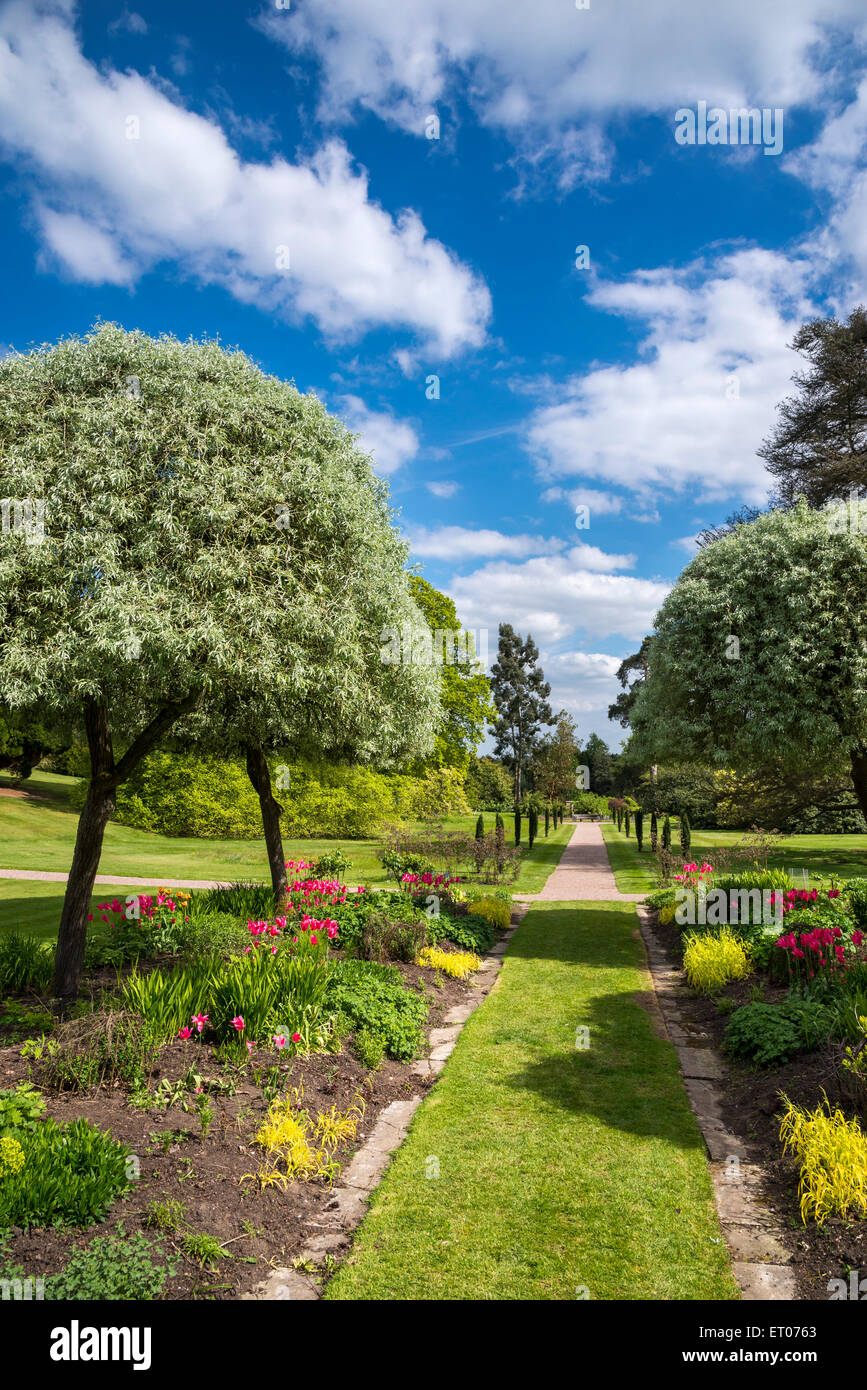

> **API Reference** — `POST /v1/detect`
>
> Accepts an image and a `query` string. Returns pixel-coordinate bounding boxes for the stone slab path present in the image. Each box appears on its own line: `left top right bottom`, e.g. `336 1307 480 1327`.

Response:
516 820 644 902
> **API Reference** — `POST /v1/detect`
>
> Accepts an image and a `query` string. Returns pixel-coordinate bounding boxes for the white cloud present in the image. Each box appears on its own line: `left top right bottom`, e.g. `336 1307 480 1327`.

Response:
541 485 624 516
671 533 702 556
448 548 670 645
0 2 490 356
524 249 817 502
35 208 137 285
542 650 624 730
108 9 147 35
336 395 419 474
425 480 461 498
408 526 566 562
260 0 866 185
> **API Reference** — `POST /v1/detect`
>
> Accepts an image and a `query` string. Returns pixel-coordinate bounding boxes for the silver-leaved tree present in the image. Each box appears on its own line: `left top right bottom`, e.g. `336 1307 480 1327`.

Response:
0 324 439 999
630 502 867 821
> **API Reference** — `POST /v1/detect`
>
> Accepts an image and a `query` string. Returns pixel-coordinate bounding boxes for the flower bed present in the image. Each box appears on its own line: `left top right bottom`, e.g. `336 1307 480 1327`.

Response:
0 863 514 1300
645 862 867 1294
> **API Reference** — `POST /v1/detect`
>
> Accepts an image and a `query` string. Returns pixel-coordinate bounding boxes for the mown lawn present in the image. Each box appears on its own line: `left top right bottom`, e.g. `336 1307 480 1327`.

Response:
326 901 739 1301
0 880 167 942
0 775 572 937
601 820 867 894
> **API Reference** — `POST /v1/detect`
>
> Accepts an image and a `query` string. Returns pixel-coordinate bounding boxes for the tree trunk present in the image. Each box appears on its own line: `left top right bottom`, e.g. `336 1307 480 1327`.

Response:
850 748 867 825
245 743 288 908
53 690 203 1002
53 698 115 1002
53 779 117 1000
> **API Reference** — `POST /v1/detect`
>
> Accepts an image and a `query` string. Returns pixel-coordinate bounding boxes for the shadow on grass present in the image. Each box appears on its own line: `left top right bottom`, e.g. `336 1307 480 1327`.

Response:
500 904 708 1154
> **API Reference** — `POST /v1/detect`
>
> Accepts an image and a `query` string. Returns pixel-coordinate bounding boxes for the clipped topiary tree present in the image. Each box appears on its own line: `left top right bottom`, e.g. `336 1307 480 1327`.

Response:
495 811 505 841
662 815 671 850
475 812 485 840
514 808 522 845
680 811 691 854
625 807 631 837
544 806 550 836
650 809 659 852
0 324 439 999
528 806 538 848
635 809 644 851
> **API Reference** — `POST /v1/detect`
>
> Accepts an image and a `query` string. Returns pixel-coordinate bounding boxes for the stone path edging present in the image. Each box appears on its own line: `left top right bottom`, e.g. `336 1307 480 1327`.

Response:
635 905 797 1301
243 904 530 1300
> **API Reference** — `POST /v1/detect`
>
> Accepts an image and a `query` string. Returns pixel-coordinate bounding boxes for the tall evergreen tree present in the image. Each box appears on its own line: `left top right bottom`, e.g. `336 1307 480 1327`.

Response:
489 624 553 807
759 307 867 507
580 732 614 796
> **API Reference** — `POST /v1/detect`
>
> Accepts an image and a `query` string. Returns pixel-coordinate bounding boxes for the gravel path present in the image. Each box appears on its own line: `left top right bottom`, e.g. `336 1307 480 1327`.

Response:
516 821 645 902
0 868 226 889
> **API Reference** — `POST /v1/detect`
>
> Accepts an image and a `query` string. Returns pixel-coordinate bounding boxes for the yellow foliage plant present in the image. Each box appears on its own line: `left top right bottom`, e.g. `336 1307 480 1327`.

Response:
417 945 481 979
682 927 752 993
467 897 511 930
779 1093 867 1225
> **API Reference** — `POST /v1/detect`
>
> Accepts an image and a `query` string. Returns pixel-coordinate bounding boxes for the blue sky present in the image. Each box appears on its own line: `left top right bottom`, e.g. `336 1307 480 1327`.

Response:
2 0 867 746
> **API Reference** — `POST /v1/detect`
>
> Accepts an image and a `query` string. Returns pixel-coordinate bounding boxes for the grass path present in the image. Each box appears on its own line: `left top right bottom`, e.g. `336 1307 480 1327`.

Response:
326 901 738 1301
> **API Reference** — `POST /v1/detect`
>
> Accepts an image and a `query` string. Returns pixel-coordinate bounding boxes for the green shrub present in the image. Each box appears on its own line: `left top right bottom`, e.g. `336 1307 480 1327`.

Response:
311 849 352 880
379 848 436 883
327 960 428 1062
45 1228 177 1300
725 999 832 1067
0 1117 132 1229
83 750 469 840
0 932 53 992
644 886 677 910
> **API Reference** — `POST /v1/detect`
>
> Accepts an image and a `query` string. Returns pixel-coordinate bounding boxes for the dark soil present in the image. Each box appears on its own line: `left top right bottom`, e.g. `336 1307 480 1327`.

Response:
650 911 867 1299
0 956 474 1300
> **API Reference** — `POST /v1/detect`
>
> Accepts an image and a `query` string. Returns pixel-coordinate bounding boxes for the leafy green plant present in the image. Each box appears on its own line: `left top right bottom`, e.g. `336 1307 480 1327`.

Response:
46 1227 177 1300
0 1117 132 1228
430 911 494 954
182 1231 232 1270
0 1082 47 1137
327 960 428 1062
724 999 831 1067
122 959 214 1041
144 1198 187 1232
352 1027 385 1070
